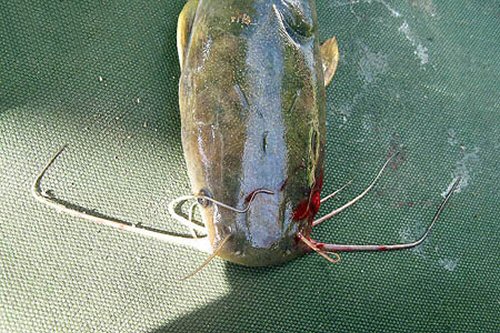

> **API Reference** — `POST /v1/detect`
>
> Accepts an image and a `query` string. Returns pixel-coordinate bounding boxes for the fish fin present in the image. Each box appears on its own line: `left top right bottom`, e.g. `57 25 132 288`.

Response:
320 36 339 87
177 0 199 69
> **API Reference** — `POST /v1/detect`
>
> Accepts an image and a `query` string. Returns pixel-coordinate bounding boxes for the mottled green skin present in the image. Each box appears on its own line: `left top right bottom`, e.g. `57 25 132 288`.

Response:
178 0 326 266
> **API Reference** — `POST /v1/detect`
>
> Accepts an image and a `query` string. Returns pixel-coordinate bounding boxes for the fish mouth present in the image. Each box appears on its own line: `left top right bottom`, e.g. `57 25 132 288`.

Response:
213 232 307 267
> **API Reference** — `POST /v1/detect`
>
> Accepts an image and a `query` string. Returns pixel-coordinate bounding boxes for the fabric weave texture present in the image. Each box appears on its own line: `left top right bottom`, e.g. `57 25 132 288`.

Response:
0 1 498 332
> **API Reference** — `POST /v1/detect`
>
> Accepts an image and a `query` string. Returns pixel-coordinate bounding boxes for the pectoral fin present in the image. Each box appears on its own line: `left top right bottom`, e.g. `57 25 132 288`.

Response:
177 0 199 69
320 36 339 87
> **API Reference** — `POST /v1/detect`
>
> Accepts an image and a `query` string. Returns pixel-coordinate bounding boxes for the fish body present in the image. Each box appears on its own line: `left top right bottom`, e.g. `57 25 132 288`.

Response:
178 0 332 266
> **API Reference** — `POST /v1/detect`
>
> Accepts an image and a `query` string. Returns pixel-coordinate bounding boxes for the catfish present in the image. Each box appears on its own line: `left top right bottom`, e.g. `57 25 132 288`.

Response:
33 0 460 269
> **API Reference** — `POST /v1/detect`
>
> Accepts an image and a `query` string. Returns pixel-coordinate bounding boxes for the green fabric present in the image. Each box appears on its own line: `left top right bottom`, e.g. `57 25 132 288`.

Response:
1 0 498 332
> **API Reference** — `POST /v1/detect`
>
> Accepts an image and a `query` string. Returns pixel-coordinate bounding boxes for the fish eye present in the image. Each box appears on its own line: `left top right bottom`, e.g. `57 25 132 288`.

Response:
197 189 212 208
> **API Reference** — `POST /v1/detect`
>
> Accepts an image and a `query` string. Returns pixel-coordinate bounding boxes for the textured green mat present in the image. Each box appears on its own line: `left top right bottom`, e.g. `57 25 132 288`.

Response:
1 1 499 332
